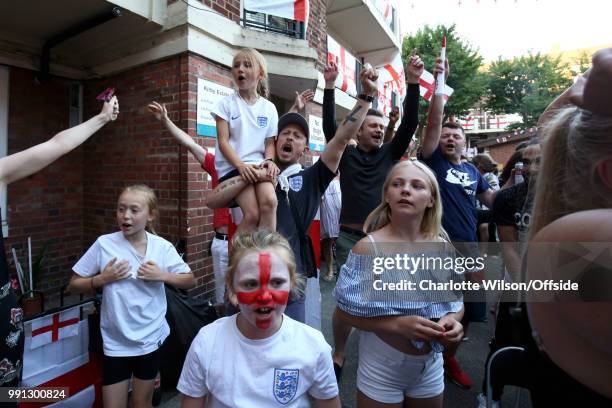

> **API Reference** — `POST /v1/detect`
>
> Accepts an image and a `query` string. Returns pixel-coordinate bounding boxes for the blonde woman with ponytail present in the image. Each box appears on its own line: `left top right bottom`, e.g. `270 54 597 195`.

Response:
523 48 612 404
333 160 464 408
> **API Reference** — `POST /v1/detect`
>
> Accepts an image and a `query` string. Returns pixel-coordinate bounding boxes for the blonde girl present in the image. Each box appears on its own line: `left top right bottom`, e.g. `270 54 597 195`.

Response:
178 230 340 408
213 48 280 232
68 184 195 408
333 160 464 408
524 48 612 403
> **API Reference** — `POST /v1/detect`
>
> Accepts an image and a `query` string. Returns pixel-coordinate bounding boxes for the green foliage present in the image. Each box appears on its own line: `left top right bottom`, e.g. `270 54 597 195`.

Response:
402 24 484 125
483 53 573 128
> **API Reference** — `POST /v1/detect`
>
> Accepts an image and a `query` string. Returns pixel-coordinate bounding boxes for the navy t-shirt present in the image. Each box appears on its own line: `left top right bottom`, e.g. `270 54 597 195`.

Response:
421 147 490 242
276 160 336 278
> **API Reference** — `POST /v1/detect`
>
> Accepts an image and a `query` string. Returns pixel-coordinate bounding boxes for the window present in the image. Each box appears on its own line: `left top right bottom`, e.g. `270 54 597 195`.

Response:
242 9 305 39
69 83 83 127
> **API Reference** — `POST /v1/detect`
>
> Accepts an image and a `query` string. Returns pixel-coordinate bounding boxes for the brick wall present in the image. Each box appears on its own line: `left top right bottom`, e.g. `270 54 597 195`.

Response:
168 0 241 22
80 53 235 301
306 0 328 70
5 68 84 299
487 142 521 167
182 53 234 298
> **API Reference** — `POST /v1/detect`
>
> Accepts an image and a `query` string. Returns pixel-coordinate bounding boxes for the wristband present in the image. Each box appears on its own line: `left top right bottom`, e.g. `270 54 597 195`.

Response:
358 94 374 103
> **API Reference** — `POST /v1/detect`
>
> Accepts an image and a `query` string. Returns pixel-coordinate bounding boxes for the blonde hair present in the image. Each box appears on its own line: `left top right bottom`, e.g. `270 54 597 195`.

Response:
233 48 269 98
225 230 304 301
531 107 612 237
363 160 445 239
119 184 159 235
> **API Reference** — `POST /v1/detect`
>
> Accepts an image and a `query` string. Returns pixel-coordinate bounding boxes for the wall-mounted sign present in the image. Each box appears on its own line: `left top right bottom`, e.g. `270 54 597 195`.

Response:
197 78 233 137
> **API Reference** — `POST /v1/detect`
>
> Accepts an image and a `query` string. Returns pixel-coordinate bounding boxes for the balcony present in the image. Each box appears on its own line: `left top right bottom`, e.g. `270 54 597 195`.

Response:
242 9 305 39
326 0 401 67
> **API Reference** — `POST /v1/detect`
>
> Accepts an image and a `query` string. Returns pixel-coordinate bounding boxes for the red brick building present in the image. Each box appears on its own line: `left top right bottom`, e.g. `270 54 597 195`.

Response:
0 0 403 304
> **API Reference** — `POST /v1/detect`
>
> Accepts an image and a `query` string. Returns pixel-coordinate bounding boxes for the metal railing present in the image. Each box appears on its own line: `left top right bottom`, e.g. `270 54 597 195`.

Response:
242 9 305 39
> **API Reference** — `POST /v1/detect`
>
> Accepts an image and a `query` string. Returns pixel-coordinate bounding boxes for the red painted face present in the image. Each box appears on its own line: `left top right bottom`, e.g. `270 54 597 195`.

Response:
236 252 290 330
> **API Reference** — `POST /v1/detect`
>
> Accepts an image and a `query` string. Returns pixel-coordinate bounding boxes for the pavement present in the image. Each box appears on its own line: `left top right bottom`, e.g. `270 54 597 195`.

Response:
158 256 532 407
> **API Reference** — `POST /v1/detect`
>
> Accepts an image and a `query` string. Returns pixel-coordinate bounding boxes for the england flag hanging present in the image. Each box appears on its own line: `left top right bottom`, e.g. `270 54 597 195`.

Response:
244 0 309 23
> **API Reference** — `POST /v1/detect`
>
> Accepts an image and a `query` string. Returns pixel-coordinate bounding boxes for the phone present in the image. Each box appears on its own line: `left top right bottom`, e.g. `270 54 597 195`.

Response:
96 87 115 102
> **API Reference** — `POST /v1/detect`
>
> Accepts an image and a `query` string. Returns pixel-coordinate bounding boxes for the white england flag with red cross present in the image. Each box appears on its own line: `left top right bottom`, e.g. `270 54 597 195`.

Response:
244 0 309 22
30 306 80 349
419 69 454 102
376 53 407 115
327 35 357 97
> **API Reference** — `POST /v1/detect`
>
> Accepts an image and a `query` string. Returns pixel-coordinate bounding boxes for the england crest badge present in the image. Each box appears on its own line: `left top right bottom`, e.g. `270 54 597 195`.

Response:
273 368 299 405
288 176 303 192
257 116 268 128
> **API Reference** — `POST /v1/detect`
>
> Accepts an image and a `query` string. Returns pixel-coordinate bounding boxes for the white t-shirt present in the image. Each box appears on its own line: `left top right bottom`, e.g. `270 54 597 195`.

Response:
73 231 191 357
212 92 279 178
177 314 338 407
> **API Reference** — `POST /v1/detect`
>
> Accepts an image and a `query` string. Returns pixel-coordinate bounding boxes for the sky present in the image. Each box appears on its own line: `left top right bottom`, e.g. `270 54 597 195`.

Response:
396 0 611 62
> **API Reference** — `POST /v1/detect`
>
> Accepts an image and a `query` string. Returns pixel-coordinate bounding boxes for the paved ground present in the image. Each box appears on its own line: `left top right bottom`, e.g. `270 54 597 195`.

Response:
159 257 532 407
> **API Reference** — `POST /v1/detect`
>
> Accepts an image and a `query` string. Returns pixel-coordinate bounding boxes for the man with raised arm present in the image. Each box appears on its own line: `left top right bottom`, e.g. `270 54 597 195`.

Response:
418 57 499 390
325 51 423 380
206 68 380 324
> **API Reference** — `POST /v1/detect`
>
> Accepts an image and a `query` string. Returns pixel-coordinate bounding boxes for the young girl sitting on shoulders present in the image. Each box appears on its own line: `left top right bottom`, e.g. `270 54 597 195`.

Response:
178 230 340 408
214 48 279 232
68 184 195 408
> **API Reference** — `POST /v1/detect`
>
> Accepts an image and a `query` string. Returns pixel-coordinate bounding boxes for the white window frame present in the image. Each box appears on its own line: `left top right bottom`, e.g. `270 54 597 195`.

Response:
0 66 9 236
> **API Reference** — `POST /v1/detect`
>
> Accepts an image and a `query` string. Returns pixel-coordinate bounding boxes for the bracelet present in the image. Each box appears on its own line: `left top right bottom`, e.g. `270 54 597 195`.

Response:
358 94 374 103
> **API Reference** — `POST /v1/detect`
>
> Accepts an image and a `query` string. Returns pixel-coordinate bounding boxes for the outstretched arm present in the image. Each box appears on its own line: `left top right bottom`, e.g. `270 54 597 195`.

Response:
322 61 339 142
319 66 379 173
383 106 399 143
0 96 118 186
289 89 315 114
148 101 206 164
390 49 423 160
420 58 449 159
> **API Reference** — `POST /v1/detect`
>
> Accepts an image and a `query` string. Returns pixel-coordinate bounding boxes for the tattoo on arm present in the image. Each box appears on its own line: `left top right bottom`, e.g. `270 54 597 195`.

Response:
218 177 241 191
342 105 363 126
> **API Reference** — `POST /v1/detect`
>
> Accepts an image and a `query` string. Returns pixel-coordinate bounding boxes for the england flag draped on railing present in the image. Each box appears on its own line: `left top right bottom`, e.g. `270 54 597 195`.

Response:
244 0 309 23
21 302 102 408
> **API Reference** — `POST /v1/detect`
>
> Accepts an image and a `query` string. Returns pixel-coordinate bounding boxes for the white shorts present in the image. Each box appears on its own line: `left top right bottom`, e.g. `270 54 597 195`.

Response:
357 332 444 403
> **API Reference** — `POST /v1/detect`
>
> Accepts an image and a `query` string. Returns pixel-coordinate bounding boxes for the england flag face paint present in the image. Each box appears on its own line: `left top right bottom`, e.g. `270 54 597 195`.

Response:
234 251 290 335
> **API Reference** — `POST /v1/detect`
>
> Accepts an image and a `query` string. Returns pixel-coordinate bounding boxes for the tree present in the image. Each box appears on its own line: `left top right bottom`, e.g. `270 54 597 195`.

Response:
402 24 485 126
483 53 573 129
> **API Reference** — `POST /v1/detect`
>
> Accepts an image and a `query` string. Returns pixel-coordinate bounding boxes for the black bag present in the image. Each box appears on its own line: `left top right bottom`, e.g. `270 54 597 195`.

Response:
160 285 218 388
288 194 318 279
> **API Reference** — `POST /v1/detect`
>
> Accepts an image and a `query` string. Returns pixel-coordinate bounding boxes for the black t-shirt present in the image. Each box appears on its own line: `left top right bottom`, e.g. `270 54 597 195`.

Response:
338 144 397 224
276 160 336 277
493 181 533 243
329 83 420 225
0 211 25 386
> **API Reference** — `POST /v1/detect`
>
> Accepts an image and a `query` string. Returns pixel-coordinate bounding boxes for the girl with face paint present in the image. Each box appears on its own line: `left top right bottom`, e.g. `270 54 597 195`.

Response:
178 230 341 408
